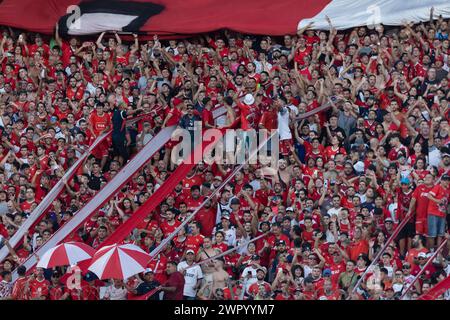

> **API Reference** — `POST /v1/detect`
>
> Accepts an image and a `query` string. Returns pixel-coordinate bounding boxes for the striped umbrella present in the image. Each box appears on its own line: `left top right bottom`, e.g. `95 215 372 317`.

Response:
88 244 151 280
36 242 95 268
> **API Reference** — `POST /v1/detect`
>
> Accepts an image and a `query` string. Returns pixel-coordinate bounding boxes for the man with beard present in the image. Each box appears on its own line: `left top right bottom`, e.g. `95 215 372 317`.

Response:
247 267 271 298
405 234 428 267
91 225 108 249
438 151 450 176
276 158 292 187
411 252 436 280
197 237 222 285
185 185 204 212
160 209 181 237
159 261 185 300
196 200 217 237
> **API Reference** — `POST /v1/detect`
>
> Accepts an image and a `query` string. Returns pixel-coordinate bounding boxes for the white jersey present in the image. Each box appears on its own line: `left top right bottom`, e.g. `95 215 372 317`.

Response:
278 107 292 141
177 261 204 298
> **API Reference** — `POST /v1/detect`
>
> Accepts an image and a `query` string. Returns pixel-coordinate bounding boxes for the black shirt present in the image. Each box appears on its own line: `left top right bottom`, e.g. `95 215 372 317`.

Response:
136 280 161 300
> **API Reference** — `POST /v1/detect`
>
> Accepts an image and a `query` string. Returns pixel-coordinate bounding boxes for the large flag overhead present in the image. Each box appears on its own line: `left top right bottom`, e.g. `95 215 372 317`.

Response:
0 0 449 36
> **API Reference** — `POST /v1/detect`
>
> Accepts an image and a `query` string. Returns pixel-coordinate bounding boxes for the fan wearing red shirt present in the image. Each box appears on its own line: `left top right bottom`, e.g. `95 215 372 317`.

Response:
300 137 326 162
66 77 85 101
201 97 215 129
196 201 216 237
347 227 369 262
11 266 29 300
20 187 37 214
248 268 272 298
182 170 203 191
426 175 450 246
29 268 50 300
48 272 64 300
294 36 312 67
258 103 278 131
300 217 315 246
233 93 259 131
387 134 409 162
88 103 111 165
185 221 205 254
409 174 434 236
148 254 169 285
160 209 181 237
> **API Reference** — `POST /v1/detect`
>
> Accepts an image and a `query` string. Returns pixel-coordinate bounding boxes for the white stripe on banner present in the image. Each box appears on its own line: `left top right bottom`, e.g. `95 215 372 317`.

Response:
298 0 450 30
11 126 175 281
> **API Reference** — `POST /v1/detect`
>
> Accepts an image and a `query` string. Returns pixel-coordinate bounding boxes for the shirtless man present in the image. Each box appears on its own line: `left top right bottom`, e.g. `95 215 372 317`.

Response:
277 158 292 186
197 237 221 284
212 259 230 293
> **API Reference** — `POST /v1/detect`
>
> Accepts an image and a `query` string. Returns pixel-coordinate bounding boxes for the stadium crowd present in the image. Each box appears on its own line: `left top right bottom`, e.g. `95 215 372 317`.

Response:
0 11 449 300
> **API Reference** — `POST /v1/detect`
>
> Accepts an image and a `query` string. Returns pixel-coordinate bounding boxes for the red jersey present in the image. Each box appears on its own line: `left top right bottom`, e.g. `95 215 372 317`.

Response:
160 220 181 237
11 277 29 300
29 278 50 300
237 101 259 131
427 184 449 218
185 234 205 253
185 196 204 212
89 111 111 136
412 184 432 221
397 189 414 221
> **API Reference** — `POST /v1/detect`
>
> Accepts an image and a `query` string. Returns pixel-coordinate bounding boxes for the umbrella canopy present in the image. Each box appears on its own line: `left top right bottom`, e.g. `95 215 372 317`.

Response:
37 242 95 268
88 244 151 280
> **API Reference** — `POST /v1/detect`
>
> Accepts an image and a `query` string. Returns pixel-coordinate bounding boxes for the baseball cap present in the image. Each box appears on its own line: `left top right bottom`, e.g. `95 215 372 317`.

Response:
323 269 332 277
186 249 195 255
417 252 427 259
400 177 410 185
221 214 230 220
286 207 294 212
214 176 223 181
256 267 267 274
144 268 154 274
441 174 450 181
276 239 286 246
385 218 394 223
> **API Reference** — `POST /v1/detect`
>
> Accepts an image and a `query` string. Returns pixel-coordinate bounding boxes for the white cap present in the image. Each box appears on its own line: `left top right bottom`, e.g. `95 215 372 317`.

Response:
144 268 154 274
243 94 255 105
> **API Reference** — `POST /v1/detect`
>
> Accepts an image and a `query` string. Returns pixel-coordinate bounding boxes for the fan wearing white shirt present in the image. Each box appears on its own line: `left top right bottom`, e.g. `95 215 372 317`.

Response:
103 279 128 300
177 249 203 299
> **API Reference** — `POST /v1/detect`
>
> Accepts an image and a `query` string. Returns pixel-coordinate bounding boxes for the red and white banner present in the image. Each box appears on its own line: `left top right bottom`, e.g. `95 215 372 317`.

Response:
0 0 449 37
298 0 450 30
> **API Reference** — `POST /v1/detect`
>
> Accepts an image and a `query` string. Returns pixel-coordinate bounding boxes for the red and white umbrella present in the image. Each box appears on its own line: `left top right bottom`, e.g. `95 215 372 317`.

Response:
36 242 96 268
88 244 151 280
